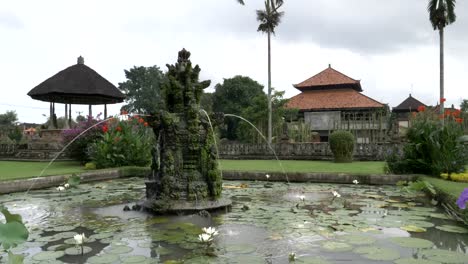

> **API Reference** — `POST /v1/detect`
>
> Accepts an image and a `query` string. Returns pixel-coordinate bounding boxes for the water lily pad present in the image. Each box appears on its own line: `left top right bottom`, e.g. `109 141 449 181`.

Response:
421 249 468 263
53 231 77 239
339 234 376 245
225 243 257 254
429 213 452 220
89 232 114 240
64 246 92 255
298 256 333 264
87 254 119 264
47 244 70 251
434 225 468 234
52 225 76 232
390 237 434 249
32 251 65 261
321 241 353 252
394 258 441 264
36 235 62 242
137 241 152 248
104 245 133 254
401 225 426 233
155 246 172 255
121 255 149 263
354 246 400 261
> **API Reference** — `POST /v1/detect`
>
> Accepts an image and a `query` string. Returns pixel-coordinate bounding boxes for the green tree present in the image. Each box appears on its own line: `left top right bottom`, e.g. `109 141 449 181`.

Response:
428 0 456 124
200 92 214 113
118 66 166 114
460 99 468 113
0 110 18 126
212 76 265 140
237 0 284 144
237 89 289 143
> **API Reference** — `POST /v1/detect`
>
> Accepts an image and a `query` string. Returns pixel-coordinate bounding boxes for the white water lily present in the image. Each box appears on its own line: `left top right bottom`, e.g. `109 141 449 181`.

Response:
202 227 219 237
56 186 66 191
265 174 270 179
298 195 305 202
64 183 70 189
74 233 86 245
332 191 341 198
198 233 213 243
353 180 359 185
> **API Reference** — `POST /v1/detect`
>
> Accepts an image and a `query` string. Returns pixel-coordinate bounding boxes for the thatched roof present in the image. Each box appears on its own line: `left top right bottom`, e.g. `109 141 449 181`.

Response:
28 57 125 105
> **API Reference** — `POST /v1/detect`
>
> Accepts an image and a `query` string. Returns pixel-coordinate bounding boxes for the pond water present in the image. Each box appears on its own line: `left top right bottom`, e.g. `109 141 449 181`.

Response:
1 178 468 264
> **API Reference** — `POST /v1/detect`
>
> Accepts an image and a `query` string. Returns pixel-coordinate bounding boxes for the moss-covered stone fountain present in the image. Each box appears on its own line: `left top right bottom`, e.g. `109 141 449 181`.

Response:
142 49 231 213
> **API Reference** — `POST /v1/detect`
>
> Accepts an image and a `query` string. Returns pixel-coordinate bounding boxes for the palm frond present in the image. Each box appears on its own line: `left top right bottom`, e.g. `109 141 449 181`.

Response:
255 0 284 34
428 0 456 30
237 0 245 5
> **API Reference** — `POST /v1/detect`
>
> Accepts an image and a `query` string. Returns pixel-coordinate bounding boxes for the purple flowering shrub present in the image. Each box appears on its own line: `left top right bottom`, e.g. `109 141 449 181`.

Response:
456 188 468 210
62 114 106 164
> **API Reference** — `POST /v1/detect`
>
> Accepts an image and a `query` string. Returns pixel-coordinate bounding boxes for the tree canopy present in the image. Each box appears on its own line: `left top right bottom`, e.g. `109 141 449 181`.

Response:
0 111 18 126
212 76 265 140
118 66 166 114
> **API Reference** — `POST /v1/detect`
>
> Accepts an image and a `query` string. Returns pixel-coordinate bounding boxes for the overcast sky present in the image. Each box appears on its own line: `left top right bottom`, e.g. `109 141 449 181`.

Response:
1 0 467 123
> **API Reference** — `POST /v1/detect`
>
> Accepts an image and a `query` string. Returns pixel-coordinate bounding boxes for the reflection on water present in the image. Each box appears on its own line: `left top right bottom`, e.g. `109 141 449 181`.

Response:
1 178 467 263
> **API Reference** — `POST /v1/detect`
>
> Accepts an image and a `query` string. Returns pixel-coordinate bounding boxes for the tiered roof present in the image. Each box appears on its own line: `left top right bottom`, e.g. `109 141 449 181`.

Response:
287 66 384 111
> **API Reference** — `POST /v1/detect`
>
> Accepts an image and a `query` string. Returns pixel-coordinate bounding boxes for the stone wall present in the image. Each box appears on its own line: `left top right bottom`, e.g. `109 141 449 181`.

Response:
0 142 68 160
218 142 401 161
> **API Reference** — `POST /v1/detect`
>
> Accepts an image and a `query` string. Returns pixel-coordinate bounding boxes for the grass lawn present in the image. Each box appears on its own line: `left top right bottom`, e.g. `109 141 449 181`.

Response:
219 160 386 175
422 176 468 199
0 161 85 181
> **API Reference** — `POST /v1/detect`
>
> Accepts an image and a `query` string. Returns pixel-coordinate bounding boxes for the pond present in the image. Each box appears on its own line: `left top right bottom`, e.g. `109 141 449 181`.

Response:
1 178 468 264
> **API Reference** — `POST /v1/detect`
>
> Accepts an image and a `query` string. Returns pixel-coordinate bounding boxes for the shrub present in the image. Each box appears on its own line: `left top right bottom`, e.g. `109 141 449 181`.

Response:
386 109 467 177
89 116 153 169
62 115 106 164
329 130 355 163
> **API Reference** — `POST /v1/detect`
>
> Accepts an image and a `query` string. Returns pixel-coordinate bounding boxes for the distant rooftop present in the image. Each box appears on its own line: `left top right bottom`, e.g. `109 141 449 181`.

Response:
293 65 362 92
285 89 384 111
393 94 427 112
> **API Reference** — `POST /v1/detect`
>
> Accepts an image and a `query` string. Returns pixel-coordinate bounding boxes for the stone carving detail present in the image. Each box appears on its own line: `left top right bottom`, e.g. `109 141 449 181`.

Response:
144 49 224 211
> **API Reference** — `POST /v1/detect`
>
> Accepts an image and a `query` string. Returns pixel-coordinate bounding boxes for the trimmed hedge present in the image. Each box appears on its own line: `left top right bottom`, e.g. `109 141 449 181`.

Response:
329 131 355 163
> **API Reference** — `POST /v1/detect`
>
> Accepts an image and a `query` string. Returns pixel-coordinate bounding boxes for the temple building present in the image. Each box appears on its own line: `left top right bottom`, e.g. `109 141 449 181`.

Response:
285 65 388 143
392 94 427 135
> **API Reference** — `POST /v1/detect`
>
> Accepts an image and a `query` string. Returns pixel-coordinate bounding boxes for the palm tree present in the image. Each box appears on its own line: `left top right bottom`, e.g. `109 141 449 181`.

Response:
238 0 284 144
428 0 456 124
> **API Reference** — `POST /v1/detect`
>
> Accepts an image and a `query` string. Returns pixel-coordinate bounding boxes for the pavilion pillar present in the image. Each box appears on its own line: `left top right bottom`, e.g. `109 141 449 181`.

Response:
52 102 57 129
88 104 92 118
68 104 72 127
64 104 69 129
49 102 54 129
104 104 107 119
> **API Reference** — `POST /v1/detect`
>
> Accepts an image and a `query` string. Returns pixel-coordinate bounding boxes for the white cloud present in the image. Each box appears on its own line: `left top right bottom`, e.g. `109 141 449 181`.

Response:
0 0 467 123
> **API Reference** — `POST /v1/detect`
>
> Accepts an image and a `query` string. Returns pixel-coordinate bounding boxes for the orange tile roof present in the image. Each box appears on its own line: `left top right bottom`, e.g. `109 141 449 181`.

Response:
285 89 384 111
294 66 362 92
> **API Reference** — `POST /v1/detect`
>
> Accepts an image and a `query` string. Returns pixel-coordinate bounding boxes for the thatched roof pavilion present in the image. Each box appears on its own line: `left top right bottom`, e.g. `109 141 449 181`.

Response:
28 56 125 128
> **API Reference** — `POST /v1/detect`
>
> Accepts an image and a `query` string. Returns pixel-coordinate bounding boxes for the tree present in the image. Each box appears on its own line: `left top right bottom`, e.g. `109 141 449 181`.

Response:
200 92 214 113
428 0 456 124
212 76 265 140
460 99 468 113
237 89 289 143
0 111 18 126
237 0 284 144
118 66 166 114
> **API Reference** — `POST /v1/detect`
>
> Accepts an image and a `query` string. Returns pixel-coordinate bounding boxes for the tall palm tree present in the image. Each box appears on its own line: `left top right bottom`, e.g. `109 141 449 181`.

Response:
238 0 284 144
428 0 456 124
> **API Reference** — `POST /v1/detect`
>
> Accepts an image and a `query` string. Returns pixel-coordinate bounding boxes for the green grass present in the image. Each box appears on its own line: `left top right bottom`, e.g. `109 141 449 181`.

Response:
218 160 385 175
0 161 86 181
422 176 468 199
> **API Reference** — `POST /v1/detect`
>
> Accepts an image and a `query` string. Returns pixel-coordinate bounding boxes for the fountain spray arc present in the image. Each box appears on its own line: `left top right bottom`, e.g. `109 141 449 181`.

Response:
142 49 231 213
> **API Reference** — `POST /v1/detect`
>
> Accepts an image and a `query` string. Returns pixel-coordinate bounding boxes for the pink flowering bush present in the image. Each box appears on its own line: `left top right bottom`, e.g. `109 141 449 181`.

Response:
62 114 106 164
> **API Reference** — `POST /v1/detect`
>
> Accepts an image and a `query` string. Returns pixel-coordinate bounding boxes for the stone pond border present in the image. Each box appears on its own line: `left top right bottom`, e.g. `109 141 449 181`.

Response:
0 167 419 194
